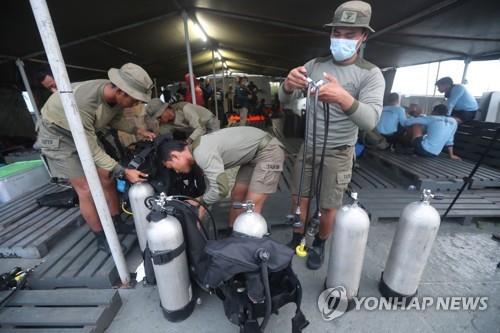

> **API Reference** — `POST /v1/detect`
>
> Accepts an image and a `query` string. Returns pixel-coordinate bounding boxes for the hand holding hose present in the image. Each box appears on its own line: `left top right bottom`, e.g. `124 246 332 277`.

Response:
318 73 355 111
283 66 308 93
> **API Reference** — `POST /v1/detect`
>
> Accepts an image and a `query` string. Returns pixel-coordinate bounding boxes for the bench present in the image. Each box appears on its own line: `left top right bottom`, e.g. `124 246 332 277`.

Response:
454 120 500 169
364 149 500 191
0 289 122 333
29 226 136 289
357 189 500 224
0 183 81 258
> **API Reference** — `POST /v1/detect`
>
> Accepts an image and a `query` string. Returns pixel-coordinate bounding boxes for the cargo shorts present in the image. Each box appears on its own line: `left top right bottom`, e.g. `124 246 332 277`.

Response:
291 144 354 209
235 137 285 194
36 119 85 179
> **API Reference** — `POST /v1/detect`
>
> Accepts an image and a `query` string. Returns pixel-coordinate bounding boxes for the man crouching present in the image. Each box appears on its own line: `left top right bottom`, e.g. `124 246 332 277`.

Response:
158 127 284 228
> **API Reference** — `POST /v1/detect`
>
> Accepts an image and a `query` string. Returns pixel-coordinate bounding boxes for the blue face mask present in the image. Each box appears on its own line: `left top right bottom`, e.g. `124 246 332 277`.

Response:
330 38 359 62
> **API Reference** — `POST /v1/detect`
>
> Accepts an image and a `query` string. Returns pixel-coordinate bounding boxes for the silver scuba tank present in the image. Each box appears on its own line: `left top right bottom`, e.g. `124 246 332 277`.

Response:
146 194 195 322
232 201 268 238
380 189 441 299
129 182 155 252
325 193 370 309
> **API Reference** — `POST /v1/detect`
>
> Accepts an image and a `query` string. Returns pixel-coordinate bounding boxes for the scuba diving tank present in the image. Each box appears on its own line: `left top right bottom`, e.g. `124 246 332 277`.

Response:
146 194 195 322
325 193 370 310
128 182 154 252
232 201 268 238
380 189 441 301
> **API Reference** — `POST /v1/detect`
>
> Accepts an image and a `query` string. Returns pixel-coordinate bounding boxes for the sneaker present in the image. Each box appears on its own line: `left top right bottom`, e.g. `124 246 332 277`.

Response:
287 232 303 250
306 238 325 270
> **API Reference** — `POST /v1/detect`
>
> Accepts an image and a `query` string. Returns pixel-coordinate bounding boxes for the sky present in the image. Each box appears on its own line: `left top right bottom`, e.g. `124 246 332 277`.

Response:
392 59 500 97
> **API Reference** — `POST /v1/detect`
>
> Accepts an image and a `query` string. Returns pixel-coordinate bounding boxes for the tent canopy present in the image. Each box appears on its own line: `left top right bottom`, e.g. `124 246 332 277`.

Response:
1 0 499 86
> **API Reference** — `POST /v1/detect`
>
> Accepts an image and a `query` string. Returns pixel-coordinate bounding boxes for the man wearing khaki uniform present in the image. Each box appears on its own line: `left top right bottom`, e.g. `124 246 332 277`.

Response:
145 97 220 143
36 63 156 252
280 1 385 269
159 127 284 226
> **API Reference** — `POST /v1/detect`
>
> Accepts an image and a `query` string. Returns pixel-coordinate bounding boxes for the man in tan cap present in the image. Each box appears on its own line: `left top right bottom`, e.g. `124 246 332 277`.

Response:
280 1 385 269
36 63 156 252
145 97 220 144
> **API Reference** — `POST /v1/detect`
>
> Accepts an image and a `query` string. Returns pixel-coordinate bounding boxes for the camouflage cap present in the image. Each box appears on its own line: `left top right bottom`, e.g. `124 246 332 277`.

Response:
324 1 375 32
145 98 167 119
108 63 154 102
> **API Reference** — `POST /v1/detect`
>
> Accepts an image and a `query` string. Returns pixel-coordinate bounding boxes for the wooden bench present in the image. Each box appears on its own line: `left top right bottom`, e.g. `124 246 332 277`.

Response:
364 149 500 191
0 183 81 258
357 189 500 224
0 289 122 333
454 121 500 169
29 226 136 289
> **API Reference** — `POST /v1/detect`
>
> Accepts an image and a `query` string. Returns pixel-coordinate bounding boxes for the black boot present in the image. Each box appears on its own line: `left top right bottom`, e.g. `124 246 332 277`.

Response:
95 231 111 253
112 215 135 234
306 235 326 270
287 232 303 250
94 231 127 253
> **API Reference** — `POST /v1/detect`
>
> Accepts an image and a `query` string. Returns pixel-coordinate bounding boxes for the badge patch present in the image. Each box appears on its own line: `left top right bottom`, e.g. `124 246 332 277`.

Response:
336 171 352 185
340 10 357 23
261 163 283 172
40 137 60 149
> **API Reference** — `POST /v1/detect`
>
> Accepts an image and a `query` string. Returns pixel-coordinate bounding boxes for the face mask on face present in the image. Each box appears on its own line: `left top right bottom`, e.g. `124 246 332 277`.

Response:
330 38 359 62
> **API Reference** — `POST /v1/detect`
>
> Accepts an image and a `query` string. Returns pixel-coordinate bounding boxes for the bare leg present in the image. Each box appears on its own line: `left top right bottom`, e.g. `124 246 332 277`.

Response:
229 182 249 227
244 192 268 214
318 208 337 240
70 177 102 232
97 167 119 216
452 116 463 125
407 124 424 140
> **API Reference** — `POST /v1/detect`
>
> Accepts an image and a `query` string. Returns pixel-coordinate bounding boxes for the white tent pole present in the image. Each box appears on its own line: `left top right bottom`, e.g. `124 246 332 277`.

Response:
221 66 227 115
211 49 219 120
29 0 130 286
461 58 471 84
182 11 197 105
15 58 40 123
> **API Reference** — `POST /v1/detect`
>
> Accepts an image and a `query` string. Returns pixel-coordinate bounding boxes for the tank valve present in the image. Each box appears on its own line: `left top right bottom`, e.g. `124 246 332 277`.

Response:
421 189 434 204
232 200 255 213
295 238 308 257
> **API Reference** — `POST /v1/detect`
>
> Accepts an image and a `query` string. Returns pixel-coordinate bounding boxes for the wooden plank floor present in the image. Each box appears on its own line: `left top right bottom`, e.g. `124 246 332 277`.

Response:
29 226 137 289
0 182 81 259
0 206 80 258
0 289 122 333
365 149 500 191
0 183 63 230
358 190 500 224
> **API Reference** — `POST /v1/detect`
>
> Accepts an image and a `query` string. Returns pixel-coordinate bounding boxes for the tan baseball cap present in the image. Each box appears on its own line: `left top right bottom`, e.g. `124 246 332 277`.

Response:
145 98 167 119
108 63 153 102
324 0 375 32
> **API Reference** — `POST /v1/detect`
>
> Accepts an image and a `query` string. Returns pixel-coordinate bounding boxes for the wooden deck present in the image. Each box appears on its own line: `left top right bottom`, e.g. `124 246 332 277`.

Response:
0 183 81 258
0 289 122 333
364 149 500 191
29 226 137 289
357 189 500 224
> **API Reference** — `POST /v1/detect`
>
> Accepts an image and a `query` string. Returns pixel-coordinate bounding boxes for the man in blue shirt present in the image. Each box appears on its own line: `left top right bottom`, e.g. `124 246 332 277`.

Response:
404 104 460 160
436 77 478 124
377 92 407 144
